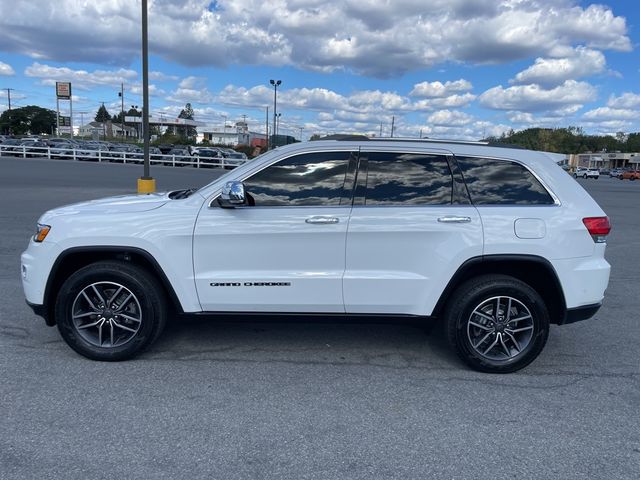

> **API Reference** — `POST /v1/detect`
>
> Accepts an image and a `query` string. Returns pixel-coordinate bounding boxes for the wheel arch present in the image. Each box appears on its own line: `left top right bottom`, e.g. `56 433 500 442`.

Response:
432 255 567 324
42 246 184 326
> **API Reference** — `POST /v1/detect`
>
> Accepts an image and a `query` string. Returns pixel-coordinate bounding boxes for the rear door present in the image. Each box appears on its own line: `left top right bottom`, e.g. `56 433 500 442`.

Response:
343 148 483 316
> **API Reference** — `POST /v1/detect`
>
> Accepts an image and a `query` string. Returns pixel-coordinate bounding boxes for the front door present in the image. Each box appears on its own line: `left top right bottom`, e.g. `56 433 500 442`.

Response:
193 150 357 312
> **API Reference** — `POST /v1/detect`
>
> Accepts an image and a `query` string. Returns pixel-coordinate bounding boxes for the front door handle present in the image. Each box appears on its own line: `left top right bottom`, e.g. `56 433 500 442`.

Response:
437 216 471 223
305 216 339 224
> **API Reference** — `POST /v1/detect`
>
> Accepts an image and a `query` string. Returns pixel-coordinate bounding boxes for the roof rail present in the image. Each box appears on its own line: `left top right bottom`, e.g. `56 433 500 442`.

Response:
314 135 528 149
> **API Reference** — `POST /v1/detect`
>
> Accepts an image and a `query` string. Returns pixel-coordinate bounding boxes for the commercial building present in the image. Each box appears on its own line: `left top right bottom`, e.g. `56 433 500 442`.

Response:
568 151 639 169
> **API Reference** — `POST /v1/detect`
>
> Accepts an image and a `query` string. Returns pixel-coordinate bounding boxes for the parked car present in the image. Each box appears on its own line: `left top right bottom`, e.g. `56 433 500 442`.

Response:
150 147 164 162
165 148 192 166
618 170 640 180
574 167 599 179
599 168 610 176
0 138 26 156
609 168 623 177
22 138 611 373
107 144 136 163
192 148 224 168
44 139 78 159
23 140 50 157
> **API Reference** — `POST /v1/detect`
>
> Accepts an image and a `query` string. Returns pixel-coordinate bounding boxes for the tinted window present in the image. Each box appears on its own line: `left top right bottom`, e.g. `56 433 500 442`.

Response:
456 156 554 205
363 152 453 205
244 152 351 206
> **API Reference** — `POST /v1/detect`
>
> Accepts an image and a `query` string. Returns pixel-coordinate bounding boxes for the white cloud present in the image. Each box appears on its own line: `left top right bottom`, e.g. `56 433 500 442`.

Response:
606 92 640 109
583 107 637 121
427 110 474 126
479 80 596 112
0 60 15 76
0 1 630 77
511 47 606 87
24 62 137 89
129 84 166 97
149 71 178 81
409 79 472 98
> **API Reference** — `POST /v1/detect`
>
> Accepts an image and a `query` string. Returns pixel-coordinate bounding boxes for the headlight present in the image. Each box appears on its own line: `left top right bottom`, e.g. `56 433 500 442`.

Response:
34 224 51 242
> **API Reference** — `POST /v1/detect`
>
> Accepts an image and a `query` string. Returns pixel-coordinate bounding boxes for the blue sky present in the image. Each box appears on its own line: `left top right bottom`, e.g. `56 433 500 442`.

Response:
0 0 638 140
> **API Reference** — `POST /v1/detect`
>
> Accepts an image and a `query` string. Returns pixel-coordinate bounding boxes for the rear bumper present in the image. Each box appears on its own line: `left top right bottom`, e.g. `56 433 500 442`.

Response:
559 303 602 325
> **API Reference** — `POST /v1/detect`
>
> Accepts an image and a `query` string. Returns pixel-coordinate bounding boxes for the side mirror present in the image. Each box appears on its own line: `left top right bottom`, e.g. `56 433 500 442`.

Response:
218 181 246 208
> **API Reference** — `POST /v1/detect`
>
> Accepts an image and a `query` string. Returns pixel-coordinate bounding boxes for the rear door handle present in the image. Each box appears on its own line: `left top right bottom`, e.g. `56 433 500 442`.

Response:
306 216 339 224
437 216 471 223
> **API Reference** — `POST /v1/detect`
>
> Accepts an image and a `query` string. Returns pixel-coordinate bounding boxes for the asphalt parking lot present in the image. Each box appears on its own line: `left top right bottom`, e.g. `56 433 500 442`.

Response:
1 157 639 479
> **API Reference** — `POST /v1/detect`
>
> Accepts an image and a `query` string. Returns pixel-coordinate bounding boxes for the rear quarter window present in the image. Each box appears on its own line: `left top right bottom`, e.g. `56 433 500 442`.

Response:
456 156 554 205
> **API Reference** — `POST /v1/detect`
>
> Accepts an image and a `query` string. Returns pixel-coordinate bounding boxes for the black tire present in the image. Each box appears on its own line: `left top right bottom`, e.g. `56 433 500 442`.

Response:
54 261 167 361
583 174 587 179
444 274 550 373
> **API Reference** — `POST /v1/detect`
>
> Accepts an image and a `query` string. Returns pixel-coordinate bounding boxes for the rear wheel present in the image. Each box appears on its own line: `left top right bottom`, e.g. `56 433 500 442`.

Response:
54 261 167 361
444 275 550 373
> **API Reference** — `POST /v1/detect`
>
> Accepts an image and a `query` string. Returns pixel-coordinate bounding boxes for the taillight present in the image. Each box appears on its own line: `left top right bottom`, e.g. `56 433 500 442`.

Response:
582 217 611 243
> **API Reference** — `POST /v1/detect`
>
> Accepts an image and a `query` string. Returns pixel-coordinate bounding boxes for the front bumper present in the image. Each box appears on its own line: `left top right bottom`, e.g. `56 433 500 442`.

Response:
25 300 55 326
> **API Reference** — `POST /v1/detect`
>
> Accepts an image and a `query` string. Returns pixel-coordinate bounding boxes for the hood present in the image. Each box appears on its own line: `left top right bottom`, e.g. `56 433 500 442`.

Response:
42 192 171 218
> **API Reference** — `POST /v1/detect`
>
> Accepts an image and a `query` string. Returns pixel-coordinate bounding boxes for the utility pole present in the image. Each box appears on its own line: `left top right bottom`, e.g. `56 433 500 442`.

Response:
390 116 395 138
4 88 13 135
118 83 125 138
379 122 383 137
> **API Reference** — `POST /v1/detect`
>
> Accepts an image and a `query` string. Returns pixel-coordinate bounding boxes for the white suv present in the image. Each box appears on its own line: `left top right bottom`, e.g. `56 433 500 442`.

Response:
574 167 600 179
21 138 611 372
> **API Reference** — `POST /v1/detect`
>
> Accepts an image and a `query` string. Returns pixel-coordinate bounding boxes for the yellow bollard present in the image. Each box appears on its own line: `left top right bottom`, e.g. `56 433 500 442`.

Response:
137 177 156 194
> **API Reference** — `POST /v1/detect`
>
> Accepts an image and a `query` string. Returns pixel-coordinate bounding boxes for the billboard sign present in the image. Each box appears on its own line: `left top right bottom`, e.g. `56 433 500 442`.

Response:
56 82 72 99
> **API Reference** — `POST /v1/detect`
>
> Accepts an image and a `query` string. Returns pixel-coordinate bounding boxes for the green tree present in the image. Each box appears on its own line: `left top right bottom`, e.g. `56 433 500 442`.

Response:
95 104 111 122
112 111 125 125
177 103 197 138
0 105 56 135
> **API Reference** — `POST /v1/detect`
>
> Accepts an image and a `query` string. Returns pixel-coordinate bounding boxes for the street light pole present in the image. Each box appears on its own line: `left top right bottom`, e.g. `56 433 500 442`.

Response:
138 0 155 193
269 79 281 149
276 113 281 138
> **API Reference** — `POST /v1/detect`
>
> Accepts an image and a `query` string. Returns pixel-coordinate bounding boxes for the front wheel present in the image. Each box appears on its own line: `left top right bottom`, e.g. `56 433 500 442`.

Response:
444 275 550 373
54 261 167 361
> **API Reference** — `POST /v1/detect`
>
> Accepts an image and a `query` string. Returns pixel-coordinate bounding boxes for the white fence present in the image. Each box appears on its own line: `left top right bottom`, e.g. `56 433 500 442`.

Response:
0 144 248 169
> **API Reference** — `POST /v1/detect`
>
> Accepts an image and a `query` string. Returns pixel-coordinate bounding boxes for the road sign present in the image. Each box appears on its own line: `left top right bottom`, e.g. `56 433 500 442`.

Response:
56 82 72 99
